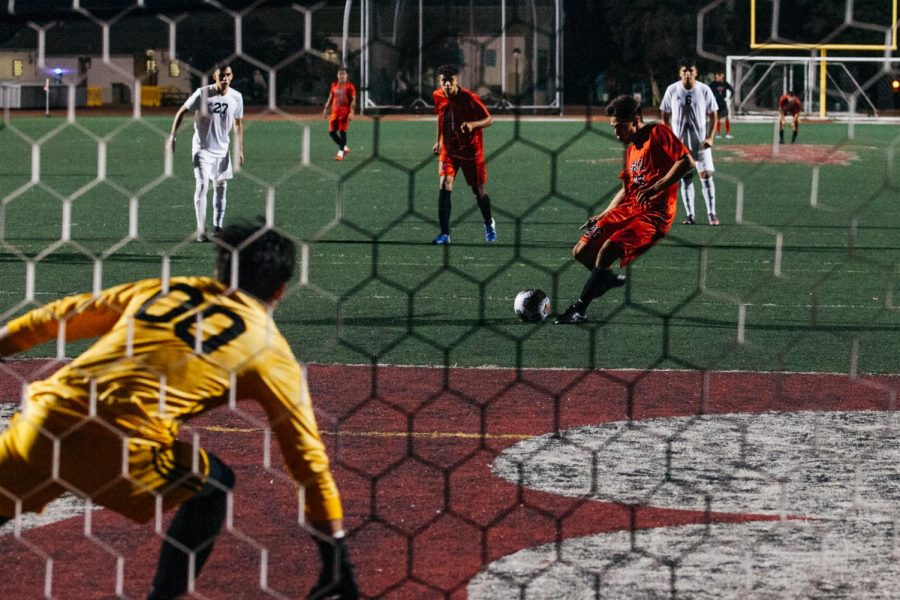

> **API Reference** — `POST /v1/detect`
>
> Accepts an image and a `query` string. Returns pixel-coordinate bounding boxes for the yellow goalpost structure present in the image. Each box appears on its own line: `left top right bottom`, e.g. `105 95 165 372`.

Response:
749 0 898 117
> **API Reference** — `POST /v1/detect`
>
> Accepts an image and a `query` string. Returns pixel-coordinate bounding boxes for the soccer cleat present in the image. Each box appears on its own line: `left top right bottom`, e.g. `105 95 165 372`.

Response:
725 134 733 139
195 234 210 243
484 218 497 242
343 146 350 155
606 272 627 288
709 214 720 226
554 304 588 324
683 215 696 225
335 151 344 161
432 233 450 245
213 226 222 237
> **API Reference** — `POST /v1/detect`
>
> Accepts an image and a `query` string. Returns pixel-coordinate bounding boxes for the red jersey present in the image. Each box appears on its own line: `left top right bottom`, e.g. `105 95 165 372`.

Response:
433 86 490 161
617 123 690 226
779 95 801 115
330 81 356 116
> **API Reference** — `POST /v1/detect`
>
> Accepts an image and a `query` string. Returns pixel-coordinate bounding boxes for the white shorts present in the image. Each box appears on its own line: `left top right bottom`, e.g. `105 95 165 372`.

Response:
692 147 715 174
192 151 233 185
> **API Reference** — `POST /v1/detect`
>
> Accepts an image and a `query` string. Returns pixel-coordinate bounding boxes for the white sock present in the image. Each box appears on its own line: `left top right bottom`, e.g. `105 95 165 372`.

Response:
194 178 209 236
681 178 695 216
701 177 716 217
213 182 227 228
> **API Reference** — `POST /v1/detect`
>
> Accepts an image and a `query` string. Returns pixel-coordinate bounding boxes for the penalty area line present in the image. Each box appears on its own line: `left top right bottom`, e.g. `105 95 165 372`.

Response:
196 425 533 440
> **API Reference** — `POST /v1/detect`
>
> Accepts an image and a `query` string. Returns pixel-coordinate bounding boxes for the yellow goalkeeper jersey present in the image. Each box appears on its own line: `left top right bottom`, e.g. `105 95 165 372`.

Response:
0 276 342 523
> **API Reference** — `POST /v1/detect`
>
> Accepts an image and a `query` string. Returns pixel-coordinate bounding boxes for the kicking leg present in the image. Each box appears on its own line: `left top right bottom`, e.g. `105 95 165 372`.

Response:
556 240 626 324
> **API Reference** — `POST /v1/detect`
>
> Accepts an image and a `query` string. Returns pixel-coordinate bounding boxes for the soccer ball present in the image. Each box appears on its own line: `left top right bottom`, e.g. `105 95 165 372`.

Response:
514 289 551 322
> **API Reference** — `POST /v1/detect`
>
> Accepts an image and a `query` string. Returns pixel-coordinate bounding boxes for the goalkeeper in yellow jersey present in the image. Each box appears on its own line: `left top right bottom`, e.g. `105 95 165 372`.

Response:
0 222 359 600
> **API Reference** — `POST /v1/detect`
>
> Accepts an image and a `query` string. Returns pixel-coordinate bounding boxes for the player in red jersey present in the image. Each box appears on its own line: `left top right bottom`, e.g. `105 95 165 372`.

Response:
431 64 496 244
555 95 695 324
779 91 802 144
323 67 357 160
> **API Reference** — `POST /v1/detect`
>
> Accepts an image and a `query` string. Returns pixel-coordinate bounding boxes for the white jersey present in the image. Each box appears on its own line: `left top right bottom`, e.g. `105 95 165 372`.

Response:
659 81 717 153
183 85 243 158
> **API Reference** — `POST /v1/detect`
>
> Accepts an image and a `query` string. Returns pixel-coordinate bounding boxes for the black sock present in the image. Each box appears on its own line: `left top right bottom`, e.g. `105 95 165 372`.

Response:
339 131 347 149
476 194 493 224
438 189 452 235
575 268 622 311
791 129 798 143
779 129 784 142
329 130 342 149
147 455 235 600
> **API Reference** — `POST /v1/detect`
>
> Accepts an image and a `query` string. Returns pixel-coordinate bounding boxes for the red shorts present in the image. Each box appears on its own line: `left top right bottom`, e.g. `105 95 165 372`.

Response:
579 207 669 267
329 113 350 132
439 154 487 188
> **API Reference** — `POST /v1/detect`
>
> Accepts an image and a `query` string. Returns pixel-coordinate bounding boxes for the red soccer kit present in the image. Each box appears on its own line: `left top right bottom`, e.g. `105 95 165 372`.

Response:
433 86 490 186
779 95 801 115
581 123 689 267
329 81 356 132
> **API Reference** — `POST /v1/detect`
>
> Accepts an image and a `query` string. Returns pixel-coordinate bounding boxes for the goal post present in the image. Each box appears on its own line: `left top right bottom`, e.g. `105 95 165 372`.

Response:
726 54 900 118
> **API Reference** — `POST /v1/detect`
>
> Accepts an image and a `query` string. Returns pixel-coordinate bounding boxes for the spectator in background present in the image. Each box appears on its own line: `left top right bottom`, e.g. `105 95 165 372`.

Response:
252 68 267 104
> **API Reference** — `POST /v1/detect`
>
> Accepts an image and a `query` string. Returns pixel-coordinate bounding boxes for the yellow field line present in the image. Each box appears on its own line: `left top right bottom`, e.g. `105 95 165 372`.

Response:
197 425 534 440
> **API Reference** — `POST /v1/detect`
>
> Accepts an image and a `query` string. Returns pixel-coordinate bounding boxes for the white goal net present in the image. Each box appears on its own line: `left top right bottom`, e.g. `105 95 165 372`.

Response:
726 55 900 117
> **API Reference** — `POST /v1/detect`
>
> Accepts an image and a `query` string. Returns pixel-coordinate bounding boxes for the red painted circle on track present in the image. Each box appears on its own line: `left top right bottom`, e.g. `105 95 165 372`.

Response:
1 361 897 597
717 144 856 165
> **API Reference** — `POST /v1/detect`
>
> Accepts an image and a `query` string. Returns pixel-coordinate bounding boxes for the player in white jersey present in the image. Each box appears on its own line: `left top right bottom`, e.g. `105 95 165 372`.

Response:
660 59 720 225
168 64 245 241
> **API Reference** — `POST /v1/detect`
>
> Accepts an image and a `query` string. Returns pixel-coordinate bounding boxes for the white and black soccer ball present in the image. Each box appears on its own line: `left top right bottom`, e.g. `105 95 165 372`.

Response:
514 289 551 322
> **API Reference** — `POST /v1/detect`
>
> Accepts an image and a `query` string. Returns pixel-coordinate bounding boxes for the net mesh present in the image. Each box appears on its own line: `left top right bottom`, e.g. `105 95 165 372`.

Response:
0 1 898 598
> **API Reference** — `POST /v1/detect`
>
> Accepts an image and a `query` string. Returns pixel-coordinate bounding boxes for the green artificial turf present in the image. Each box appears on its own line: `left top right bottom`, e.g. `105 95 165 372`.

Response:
1 115 898 373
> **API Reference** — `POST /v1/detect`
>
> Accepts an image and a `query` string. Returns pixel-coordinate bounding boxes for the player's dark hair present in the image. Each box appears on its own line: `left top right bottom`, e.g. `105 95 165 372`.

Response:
337 67 347 74
437 64 460 79
215 219 296 302
606 95 642 122
677 57 696 70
